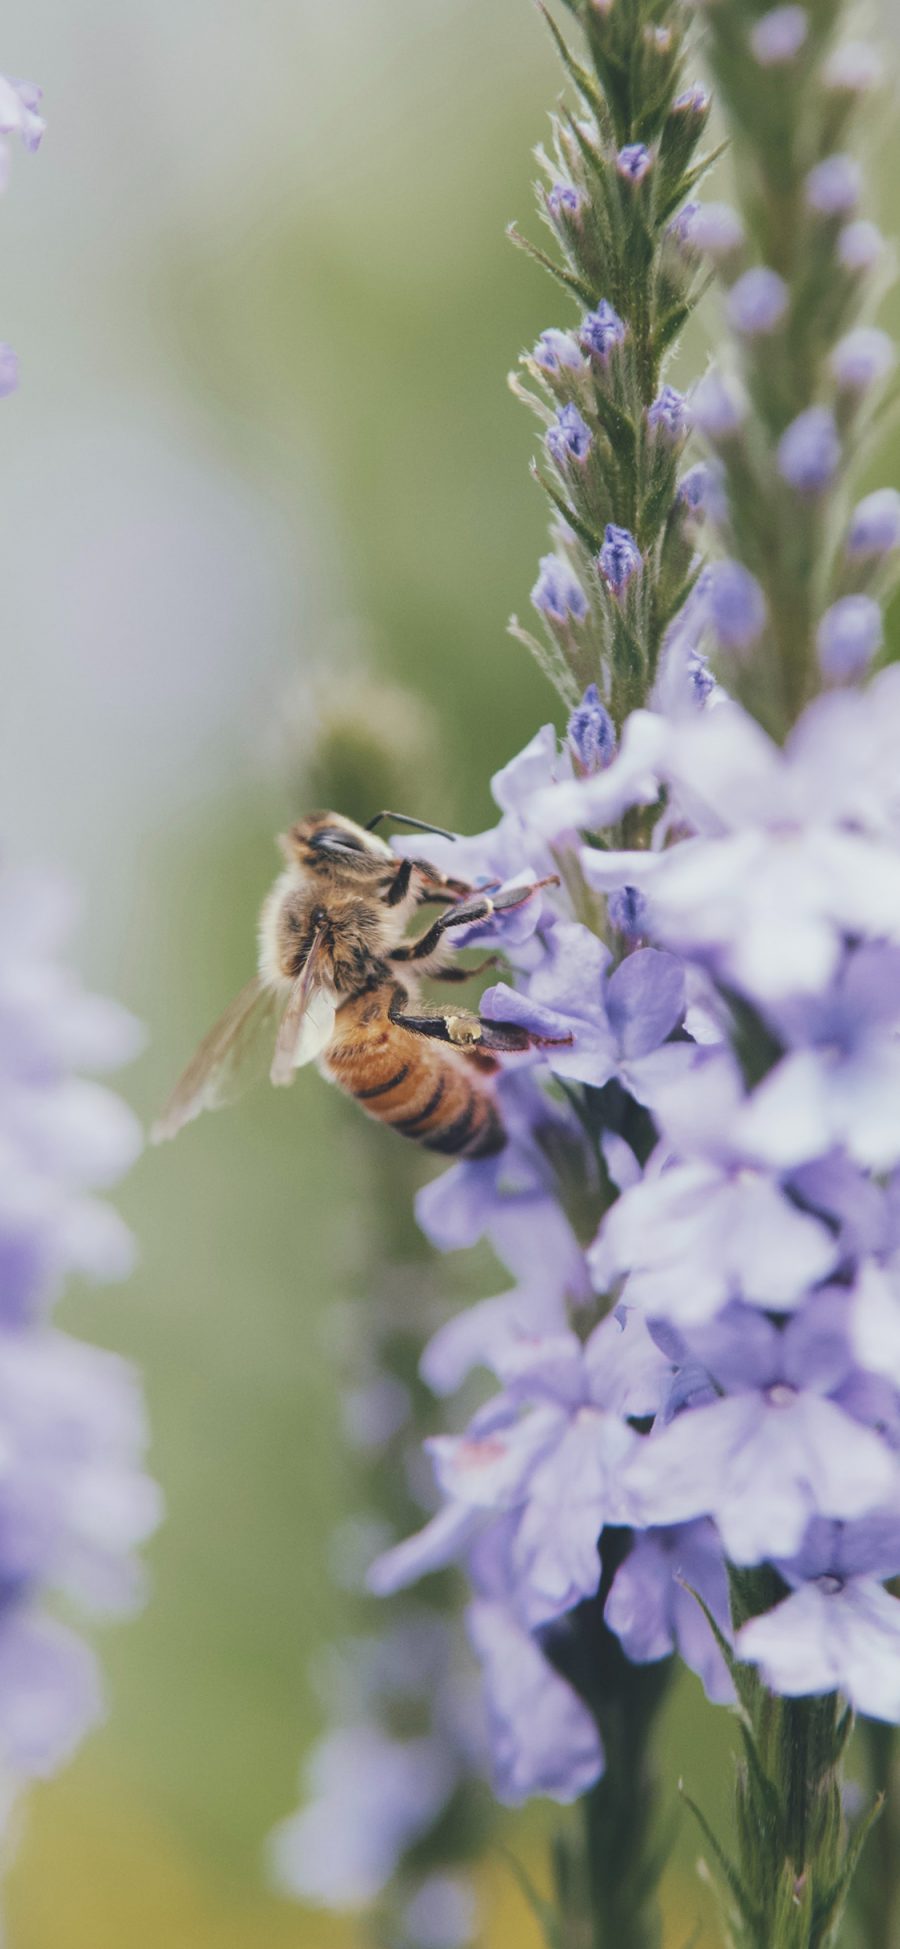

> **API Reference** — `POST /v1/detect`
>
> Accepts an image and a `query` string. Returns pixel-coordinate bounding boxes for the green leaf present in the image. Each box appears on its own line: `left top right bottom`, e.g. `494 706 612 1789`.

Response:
498 1844 566 1949
506 222 595 307
680 1786 764 1937
538 1 610 131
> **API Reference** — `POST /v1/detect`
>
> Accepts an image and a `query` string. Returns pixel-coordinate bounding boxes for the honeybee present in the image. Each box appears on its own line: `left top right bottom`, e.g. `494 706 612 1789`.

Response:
152 811 567 1159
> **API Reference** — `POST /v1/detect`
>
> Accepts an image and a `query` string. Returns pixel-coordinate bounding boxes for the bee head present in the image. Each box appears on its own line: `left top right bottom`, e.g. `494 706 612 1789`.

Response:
278 813 393 868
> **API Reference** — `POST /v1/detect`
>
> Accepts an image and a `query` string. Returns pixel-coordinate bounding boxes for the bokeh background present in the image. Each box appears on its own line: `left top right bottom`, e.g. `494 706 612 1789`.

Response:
1 2 898 1944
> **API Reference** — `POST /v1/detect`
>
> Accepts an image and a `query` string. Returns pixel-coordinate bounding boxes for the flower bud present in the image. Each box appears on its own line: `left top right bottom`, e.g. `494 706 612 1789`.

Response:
777 407 840 494
837 219 884 272
726 267 789 336
806 154 862 218
608 885 648 940
709 560 767 652
824 41 883 95
531 555 589 623
617 144 653 185
830 328 895 395
0 343 19 397
647 386 689 443
750 5 808 65
847 488 900 561
691 370 746 440
816 595 883 681
533 329 585 374
599 524 642 596
568 684 617 771
547 404 593 464
547 182 585 222
579 301 627 364
672 201 745 262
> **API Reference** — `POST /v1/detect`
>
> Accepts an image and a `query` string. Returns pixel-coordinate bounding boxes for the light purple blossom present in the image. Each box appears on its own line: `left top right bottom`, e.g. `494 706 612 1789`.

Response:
568 684 616 771
604 1521 735 1704
579 301 627 363
270 1726 457 1906
0 868 159 1816
817 595 883 683
824 41 883 94
738 1518 900 1720
691 369 746 439
547 182 585 221
673 202 745 262
533 329 585 373
847 487 900 560
806 154 862 218
599 523 642 595
608 886 647 941
0 75 44 189
547 403 593 464
531 554 589 624
467 1602 603 1803
647 386 689 442
402 1876 477 1949
0 343 19 397
709 560 767 652
617 144 652 184
672 84 710 115
623 1301 898 1563
749 5 808 65
830 327 895 394
838 219 884 271
777 406 840 493
727 267 789 336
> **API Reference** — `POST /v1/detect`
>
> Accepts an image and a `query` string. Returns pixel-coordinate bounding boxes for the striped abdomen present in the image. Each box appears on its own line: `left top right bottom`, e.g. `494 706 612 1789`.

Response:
322 993 505 1158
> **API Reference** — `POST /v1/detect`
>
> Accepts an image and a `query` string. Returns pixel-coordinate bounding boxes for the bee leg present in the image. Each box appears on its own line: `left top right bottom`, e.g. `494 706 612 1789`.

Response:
384 857 474 910
428 956 501 984
388 993 572 1054
391 875 559 965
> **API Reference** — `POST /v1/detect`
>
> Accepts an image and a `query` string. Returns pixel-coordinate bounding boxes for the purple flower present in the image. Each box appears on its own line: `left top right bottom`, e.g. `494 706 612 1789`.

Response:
605 1521 735 1703
709 560 767 652
269 1726 456 1906
677 464 714 517
0 75 44 188
0 866 158 1820
750 5 809 64
0 344 19 398
817 596 883 683
531 554 589 624
831 327 895 394
467 1602 604 1803
672 84 710 115
726 267 789 336
824 41 883 94
547 182 585 221
838 219 884 271
691 369 746 439
579 301 627 364
624 1300 898 1562
806 154 862 218
599 524 642 595
608 886 647 941
738 1518 900 1719
481 926 687 1095
647 386 689 443
568 684 616 771
673 203 745 262
547 403 593 465
777 406 840 493
617 144 652 184
402 1876 477 1949
533 329 584 374
847 487 900 560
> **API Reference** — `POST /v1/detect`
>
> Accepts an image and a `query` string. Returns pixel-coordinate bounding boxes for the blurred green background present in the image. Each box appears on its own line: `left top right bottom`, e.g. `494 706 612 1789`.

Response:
0 2 898 1943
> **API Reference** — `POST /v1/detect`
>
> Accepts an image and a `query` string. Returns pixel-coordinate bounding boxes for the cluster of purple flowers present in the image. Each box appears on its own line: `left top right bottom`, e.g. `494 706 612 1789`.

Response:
366 559 900 1790
0 869 160 1821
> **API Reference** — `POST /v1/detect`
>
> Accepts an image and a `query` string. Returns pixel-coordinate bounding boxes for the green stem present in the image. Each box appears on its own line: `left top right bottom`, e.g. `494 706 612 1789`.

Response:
545 1533 671 1949
852 1721 900 1949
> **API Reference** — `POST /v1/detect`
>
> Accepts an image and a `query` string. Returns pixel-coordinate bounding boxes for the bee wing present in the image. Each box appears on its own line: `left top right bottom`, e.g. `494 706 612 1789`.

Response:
270 933 337 1086
151 976 284 1143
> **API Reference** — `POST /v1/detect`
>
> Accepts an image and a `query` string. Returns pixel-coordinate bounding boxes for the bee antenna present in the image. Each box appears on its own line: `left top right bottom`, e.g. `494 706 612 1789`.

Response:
366 810 456 842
